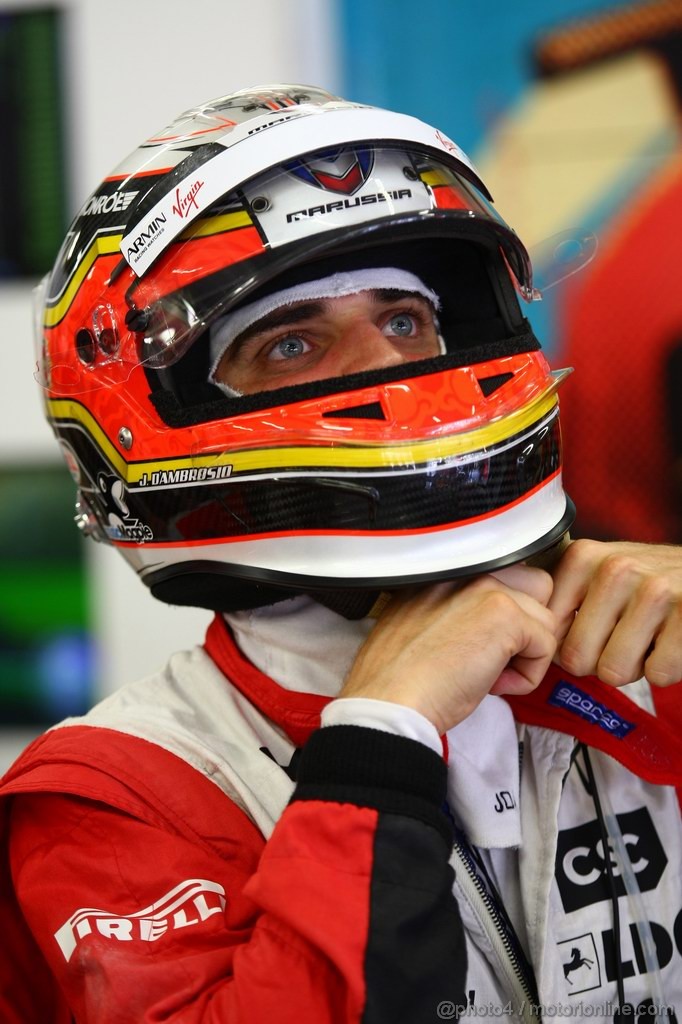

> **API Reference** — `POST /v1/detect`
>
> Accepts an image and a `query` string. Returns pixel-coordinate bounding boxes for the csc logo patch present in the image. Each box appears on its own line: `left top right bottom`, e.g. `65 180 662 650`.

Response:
556 807 667 913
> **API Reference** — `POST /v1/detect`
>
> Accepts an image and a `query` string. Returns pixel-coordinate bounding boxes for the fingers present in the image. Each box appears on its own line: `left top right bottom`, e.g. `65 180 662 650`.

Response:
491 563 554 608
550 539 682 687
489 645 557 698
645 606 682 686
482 580 558 649
547 538 599 635
489 664 545 698
341 573 558 734
357 538 682 729
486 583 558 698
552 552 634 678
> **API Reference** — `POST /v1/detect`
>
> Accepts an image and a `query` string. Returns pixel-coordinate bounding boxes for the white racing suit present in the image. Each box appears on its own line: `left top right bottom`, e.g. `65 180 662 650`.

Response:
1 597 681 1023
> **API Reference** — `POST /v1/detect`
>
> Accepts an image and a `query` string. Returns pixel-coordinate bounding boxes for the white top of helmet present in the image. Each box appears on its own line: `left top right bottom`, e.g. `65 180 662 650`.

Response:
119 95 484 277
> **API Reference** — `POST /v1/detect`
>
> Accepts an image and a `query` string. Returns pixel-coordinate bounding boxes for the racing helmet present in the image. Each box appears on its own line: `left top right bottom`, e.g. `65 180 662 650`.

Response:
35 83 574 613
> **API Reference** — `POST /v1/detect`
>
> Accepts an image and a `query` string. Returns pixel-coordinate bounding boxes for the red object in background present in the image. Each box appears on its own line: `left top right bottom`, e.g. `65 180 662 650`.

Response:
559 155 682 543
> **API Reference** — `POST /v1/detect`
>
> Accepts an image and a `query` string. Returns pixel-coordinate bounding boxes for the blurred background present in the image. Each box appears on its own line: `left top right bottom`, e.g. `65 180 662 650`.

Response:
1 0 680 769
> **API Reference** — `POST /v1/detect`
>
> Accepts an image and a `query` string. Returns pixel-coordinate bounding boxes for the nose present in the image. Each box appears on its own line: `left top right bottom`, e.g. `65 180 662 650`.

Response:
332 320 410 375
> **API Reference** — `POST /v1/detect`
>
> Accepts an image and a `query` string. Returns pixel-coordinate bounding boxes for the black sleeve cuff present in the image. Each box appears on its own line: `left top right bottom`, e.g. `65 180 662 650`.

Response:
291 725 453 847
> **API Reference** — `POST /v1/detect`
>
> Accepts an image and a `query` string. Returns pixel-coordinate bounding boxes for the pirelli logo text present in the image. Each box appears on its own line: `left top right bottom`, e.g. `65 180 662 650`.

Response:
54 878 226 962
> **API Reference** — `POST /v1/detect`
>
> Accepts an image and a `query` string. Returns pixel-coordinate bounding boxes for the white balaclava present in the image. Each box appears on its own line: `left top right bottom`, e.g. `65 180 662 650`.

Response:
209 267 444 396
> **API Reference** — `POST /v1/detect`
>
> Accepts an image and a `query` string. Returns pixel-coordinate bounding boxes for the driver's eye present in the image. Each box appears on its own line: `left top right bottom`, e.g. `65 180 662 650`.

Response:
269 335 311 361
385 313 417 337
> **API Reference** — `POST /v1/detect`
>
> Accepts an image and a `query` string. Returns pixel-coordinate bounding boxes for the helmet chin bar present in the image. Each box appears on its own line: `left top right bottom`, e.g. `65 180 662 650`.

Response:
146 499 575 616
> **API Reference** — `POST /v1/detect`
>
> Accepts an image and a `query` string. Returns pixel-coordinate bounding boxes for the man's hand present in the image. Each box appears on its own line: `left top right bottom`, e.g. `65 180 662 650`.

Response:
550 539 682 687
340 566 558 735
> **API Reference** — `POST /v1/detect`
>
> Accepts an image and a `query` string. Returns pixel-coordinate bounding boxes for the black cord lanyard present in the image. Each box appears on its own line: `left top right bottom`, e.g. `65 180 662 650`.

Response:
446 739 628 1015
576 742 626 1009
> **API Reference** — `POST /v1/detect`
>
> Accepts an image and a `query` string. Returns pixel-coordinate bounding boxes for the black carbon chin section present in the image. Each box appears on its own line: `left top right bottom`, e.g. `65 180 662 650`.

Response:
116 411 564 550
146 498 575 612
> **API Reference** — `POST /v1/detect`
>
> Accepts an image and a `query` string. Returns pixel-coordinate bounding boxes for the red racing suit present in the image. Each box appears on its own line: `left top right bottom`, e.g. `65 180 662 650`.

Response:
1 613 682 1023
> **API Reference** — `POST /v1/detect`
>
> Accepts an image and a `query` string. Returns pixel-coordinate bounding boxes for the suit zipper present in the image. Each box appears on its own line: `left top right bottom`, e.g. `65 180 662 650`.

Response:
451 838 541 1023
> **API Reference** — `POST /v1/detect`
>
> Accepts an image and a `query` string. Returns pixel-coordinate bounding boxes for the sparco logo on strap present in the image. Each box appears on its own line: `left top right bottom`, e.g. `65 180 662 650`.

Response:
54 878 226 961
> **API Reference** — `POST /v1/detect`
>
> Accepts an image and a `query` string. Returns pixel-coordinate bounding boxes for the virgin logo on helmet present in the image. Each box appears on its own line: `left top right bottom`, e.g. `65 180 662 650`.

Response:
435 129 457 154
172 179 205 219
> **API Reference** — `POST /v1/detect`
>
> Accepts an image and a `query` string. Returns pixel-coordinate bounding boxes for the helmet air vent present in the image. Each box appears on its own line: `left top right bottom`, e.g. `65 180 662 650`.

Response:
477 372 514 397
322 401 386 420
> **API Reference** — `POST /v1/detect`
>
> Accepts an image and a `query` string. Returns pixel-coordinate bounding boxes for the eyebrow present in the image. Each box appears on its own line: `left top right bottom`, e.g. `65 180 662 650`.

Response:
232 290 434 348
234 302 326 346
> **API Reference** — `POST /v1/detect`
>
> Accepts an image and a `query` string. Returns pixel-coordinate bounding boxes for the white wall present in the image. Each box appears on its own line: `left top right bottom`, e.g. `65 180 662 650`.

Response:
0 0 341 765
7 0 342 218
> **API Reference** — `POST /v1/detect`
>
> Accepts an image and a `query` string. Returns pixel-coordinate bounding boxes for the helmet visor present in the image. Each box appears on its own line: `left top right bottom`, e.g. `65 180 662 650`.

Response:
35 145 532 396
126 145 532 371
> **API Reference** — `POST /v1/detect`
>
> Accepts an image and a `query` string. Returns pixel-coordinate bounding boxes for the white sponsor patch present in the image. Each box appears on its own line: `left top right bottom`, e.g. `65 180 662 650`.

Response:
54 878 226 961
